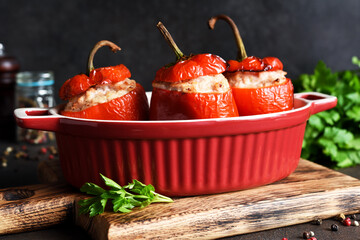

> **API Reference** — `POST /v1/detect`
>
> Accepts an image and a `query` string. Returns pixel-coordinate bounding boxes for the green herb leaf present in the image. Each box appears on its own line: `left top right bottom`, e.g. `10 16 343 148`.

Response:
297 57 360 168
80 183 105 196
78 175 173 217
352 56 360 68
100 173 122 190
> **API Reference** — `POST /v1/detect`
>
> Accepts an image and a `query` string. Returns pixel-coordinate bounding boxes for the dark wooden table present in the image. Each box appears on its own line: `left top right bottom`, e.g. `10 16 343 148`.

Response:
0 140 359 240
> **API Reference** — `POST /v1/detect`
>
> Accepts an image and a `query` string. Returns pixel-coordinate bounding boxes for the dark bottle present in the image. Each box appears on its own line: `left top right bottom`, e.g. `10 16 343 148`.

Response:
0 43 20 141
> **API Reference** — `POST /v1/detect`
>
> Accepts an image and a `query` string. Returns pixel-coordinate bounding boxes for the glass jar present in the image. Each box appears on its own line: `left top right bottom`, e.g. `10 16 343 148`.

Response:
15 71 55 144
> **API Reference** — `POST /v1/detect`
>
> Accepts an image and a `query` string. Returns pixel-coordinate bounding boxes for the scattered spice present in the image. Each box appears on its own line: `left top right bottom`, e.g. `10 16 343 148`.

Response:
48 146 57 155
15 151 28 159
0 144 59 168
1 157 7 168
343 217 352 226
338 213 346 221
40 147 47 154
4 146 13 156
312 218 322 225
309 231 314 237
331 224 339 231
303 231 310 239
353 220 359 227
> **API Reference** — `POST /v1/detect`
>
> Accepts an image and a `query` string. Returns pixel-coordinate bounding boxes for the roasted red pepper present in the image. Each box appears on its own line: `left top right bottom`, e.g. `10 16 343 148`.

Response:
209 15 294 116
227 56 284 72
60 40 149 120
231 78 293 115
150 22 238 120
62 83 149 120
150 87 238 120
154 53 227 82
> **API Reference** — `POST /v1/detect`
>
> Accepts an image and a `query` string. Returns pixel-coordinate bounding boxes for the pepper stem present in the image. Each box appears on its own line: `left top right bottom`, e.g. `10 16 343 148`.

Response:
208 14 247 61
87 40 121 75
157 22 185 61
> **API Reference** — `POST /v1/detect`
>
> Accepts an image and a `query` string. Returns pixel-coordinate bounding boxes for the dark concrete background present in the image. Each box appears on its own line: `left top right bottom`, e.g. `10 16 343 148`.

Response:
0 0 359 104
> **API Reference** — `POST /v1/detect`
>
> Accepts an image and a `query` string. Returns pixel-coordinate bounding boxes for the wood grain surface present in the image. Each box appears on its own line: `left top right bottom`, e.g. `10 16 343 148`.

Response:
1 159 360 239
0 184 82 235
74 159 360 240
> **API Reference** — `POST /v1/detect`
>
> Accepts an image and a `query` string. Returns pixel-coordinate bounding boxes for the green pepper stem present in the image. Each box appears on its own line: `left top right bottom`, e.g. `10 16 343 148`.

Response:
208 14 247 61
87 40 121 75
157 22 185 61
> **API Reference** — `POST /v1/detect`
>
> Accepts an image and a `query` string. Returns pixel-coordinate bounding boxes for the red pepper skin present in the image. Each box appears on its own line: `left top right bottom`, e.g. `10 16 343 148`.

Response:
231 78 294 116
149 88 239 120
61 83 149 120
154 54 227 83
262 56 283 71
59 64 131 100
59 74 95 100
89 64 131 85
227 56 283 72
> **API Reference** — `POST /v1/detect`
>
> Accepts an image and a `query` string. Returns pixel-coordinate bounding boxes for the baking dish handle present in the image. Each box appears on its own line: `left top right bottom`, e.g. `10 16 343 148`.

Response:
14 108 61 132
294 92 337 115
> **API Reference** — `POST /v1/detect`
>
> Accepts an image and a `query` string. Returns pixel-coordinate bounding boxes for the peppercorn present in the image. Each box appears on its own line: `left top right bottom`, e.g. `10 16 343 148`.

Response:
331 224 339 231
48 154 55 160
15 151 27 159
312 218 322 225
309 231 314 237
4 146 13 156
307 237 317 240
351 214 357 220
281 238 288 240
1 157 7 168
40 147 47 154
303 231 310 239
48 146 57 155
353 220 359 226
343 217 352 226
338 213 346 221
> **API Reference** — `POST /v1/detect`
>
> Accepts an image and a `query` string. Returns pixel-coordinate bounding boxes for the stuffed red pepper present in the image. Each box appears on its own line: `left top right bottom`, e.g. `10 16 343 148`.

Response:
209 15 294 116
60 40 149 120
150 22 238 120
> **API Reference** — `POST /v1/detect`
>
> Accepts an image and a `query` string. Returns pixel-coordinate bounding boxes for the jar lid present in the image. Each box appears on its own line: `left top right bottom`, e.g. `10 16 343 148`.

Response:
16 71 54 87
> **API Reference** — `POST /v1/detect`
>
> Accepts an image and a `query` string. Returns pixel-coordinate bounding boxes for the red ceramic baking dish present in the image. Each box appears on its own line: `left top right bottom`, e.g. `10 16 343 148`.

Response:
14 92 337 196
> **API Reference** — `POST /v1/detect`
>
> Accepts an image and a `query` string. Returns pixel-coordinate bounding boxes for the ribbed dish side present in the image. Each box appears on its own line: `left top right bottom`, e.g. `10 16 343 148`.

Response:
56 122 306 196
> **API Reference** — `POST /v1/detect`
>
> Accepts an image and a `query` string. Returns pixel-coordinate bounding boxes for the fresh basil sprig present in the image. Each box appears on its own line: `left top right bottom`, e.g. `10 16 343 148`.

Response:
78 174 173 217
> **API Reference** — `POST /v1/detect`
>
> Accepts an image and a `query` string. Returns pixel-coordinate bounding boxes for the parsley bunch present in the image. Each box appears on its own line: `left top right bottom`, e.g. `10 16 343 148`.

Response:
78 174 173 217
295 57 360 168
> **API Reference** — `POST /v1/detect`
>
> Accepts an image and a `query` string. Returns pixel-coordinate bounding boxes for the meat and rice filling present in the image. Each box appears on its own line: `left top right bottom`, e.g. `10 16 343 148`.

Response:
152 73 230 93
64 78 136 112
224 70 287 88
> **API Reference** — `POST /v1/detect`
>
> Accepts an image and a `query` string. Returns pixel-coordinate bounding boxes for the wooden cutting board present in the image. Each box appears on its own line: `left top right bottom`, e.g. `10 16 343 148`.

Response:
1 159 360 239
